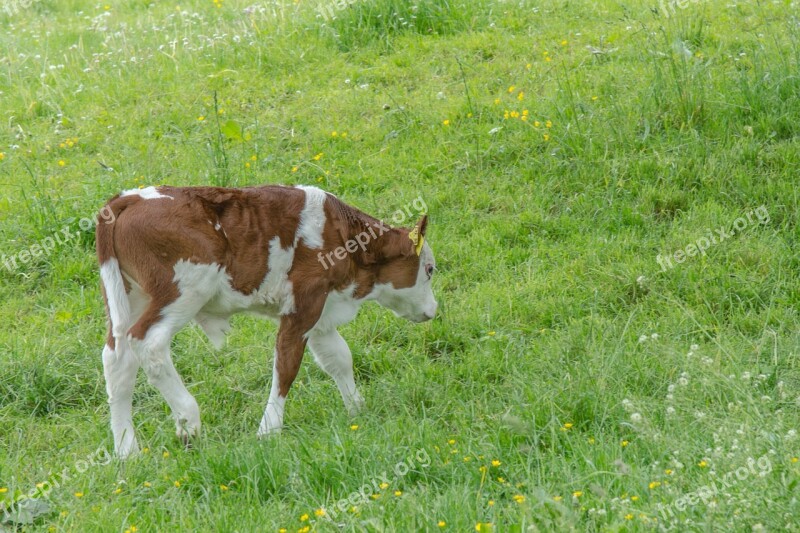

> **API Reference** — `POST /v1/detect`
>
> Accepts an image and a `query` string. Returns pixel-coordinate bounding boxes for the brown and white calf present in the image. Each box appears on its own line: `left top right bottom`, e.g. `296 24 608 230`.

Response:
96 185 437 458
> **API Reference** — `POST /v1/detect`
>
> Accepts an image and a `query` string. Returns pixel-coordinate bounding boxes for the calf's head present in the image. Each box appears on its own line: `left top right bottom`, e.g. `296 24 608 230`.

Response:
372 215 438 323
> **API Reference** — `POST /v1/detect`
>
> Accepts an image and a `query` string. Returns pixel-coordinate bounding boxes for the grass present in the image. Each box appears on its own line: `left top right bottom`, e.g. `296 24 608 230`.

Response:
1 0 799 531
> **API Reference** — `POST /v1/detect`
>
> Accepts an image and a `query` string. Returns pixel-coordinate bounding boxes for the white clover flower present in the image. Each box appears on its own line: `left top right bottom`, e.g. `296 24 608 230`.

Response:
668 384 675 393
690 344 699 351
666 406 676 416
638 334 648 343
631 413 642 423
741 372 751 380
651 333 659 339
666 394 674 401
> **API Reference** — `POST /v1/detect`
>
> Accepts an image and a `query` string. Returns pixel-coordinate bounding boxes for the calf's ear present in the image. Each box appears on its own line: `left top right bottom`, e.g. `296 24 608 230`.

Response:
408 215 428 256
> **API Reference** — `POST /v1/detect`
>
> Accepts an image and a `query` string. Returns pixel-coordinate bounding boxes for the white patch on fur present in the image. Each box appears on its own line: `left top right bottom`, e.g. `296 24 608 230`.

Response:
214 222 222 231
121 186 173 200
309 284 361 334
194 313 230 349
370 242 437 322
307 329 364 415
100 258 131 338
295 185 326 249
258 354 285 436
102 342 140 458
261 237 296 315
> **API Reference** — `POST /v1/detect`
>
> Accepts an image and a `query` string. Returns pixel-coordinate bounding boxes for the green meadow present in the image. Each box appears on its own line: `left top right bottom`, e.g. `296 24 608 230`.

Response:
1 0 799 530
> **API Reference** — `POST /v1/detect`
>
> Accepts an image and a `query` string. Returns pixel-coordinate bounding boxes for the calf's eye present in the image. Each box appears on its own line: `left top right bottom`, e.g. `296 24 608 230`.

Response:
425 264 434 278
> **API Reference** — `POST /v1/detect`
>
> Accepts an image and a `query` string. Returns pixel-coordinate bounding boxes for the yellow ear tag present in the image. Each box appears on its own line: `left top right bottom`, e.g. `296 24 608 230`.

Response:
408 226 424 256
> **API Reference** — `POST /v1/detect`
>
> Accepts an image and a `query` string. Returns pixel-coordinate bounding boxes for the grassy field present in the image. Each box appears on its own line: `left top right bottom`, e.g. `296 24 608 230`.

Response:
1 0 799 531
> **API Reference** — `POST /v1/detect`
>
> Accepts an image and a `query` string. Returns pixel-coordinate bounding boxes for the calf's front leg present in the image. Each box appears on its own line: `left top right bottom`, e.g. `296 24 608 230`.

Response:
258 302 322 436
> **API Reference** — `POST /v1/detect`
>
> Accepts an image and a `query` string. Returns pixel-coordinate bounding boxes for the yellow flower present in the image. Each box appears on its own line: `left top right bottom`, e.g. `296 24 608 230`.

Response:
0 153 5 160
173 481 181 488
521 115 528 122
621 440 629 447
491 460 501 467
517 91 524 101
791 457 798 463
442 119 450 126
497 477 505 483
448 439 456 445
114 487 122 494
488 499 495 506
245 162 251 168
74 492 84 498
0 487 7 493
341 132 347 138
58 160 66 167
370 493 380 500
313 152 323 161
298 528 310 533
60 143 66 149
513 494 525 504
218 108 224 115
561 40 568 46
510 111 520 118
394 490 402 496
300 514 309 522
591 96 598 101
543 134 550 141
379 482 389 489
572 491 582 498
467 113 473 118
698 460 708 468
291 166 298 172
553 495 562 502
163 451 170 458
220 484 229 491
545 56 552 62
197 116 205 121
250 154 257 161
561 423 573 431
649 481 662 489
522 109 528 116
488 331 496 336
438 521 446 528
314 508 326 517
624 514 633 520
331 131 338 137
665 469 673 475
143 482 151 488
350 424 359 431
534 120 540 127
130 527 137 532
464 456 471 462
587 437 595 444
494 98 500 105
503 111 510 120
526 63 531 69
545 120 552 128
279 529 288 533
631 495 639 502
507 85 515 93
479 466 487 474
142 447 150 453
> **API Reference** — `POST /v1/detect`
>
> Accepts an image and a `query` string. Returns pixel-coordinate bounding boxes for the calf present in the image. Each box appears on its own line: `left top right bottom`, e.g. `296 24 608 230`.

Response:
96 185 437 458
